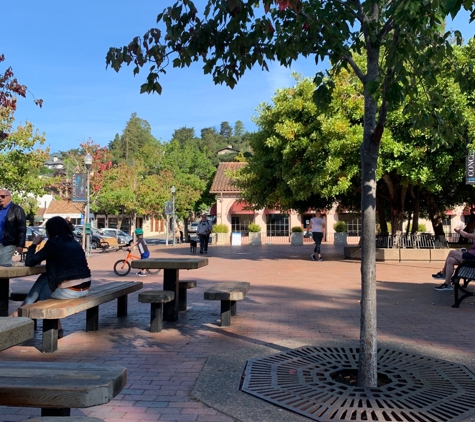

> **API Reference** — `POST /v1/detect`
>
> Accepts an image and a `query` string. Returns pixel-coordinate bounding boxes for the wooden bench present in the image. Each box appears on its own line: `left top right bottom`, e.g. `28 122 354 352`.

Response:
179 280 197 311
98 236 123 253
451 261 475 308
0 361 126 417
138 290 175 332
204 282 250 326
18 281 143 352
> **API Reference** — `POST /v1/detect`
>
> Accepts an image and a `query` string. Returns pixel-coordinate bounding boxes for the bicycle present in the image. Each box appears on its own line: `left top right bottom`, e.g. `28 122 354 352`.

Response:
113 248 160 276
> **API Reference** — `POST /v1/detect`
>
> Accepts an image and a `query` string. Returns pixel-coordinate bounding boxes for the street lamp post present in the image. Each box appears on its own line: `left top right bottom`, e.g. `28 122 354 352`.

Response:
84 153 93 256
171 186 176 246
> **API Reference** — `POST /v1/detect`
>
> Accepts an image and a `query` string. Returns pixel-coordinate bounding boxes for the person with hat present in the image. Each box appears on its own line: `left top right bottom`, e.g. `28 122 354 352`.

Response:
131 228 150 276
196 213 213 254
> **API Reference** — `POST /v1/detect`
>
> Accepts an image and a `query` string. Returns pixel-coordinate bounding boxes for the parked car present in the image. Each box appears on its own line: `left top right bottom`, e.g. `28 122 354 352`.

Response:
98 228 133 245
188 222 199 233
26 226 46 241
72 227 112 250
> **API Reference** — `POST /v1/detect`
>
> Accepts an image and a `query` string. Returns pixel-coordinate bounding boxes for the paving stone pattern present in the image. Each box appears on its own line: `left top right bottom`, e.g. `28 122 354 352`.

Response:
1 242 475 421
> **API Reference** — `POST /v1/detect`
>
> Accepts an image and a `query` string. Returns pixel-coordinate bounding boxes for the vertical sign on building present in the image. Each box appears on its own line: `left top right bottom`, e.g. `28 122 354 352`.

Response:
72 173 87 202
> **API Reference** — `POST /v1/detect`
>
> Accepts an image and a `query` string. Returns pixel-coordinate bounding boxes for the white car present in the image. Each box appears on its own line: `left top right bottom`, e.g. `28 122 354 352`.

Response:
188 222 199 233
98 228 133 245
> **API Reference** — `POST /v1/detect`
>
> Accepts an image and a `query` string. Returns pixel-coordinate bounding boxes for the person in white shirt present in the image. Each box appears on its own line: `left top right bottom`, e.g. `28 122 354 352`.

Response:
196 213 212 254
306 211 325 261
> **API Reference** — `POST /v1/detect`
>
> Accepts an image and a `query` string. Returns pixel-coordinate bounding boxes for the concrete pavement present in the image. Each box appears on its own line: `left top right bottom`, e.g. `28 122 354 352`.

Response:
1 241 475 421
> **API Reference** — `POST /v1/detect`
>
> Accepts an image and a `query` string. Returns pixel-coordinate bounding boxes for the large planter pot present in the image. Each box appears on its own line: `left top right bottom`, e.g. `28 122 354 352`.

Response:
248 232 262 246
215 232 229 245
290 232 304 245
334 232 348 245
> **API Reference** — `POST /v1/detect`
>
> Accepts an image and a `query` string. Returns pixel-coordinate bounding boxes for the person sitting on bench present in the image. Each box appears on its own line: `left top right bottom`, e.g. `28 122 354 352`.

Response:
433 226 475 291
10 216 91 318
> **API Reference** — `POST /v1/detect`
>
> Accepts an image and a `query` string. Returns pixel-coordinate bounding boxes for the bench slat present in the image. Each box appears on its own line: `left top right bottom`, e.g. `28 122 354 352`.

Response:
18 282 143 319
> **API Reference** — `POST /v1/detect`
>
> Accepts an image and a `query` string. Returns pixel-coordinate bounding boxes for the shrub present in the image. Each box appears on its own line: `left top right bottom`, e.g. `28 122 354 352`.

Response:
333 221 347 233
212 224 229 233
248 223 261 232
291 226 303 232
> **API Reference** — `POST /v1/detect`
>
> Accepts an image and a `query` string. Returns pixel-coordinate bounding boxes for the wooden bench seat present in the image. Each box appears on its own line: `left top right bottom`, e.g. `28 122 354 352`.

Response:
0 361 126 417
451 261 475 308
98 236 123 253
204 282 250 326
18 281 143 352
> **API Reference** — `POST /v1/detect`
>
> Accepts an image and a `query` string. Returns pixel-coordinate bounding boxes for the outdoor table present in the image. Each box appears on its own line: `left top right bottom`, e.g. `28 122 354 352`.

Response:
0 265 45 316
0 317 34 351
131 257 208 321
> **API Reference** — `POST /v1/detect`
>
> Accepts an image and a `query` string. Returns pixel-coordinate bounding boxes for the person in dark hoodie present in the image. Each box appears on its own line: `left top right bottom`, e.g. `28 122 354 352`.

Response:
10 216 91 319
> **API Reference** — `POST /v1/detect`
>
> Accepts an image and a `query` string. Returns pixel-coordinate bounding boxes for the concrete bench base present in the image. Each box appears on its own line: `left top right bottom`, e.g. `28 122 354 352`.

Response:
178 280 197 312
26 417 104 422
138 290 175 332
204 282 250 326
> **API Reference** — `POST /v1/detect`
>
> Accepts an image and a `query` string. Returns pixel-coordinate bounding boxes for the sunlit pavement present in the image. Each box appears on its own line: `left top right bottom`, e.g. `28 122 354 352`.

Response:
1 242 474 421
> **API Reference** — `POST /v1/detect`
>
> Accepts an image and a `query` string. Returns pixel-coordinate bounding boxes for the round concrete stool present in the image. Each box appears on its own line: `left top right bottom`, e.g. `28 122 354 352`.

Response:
138 290 175 332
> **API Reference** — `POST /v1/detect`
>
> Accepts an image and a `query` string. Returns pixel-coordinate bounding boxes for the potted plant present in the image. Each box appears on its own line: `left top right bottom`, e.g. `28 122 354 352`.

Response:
333 221 348 245
212 224 229 245
290 226 304 245
247 223 262 245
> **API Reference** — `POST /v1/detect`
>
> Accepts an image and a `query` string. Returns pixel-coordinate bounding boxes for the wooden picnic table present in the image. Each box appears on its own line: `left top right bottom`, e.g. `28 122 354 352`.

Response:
131 257 208 322
0 264 45 316
0 317 34 351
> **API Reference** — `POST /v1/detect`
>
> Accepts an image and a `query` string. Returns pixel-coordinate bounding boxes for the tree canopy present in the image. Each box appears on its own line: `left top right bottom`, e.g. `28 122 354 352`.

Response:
105 0 475 386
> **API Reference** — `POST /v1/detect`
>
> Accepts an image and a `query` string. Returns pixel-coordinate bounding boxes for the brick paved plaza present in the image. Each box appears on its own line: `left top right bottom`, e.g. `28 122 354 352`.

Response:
1 241 475 421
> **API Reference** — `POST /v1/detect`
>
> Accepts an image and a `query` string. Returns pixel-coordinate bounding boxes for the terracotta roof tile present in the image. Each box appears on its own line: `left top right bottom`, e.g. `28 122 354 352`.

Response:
45 200 84 215
210 162 247 193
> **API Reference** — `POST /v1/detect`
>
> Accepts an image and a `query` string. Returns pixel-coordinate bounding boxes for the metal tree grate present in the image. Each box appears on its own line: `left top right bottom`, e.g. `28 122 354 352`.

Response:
240 346 475 421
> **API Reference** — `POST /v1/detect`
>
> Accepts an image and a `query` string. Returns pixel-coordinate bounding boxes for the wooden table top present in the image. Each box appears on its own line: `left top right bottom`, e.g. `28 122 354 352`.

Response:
0 361 127 409
0 317 34 351
0 264 45 279
131 257 208 270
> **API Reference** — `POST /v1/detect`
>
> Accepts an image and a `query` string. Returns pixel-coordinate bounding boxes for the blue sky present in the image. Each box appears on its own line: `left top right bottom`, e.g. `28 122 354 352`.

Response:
3 2 475 153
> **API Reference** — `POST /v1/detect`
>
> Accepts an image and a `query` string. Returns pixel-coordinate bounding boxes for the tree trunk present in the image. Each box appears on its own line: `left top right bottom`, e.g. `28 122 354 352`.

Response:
357 45 381 388
376 196 388 235
382 174 406 235
410 187 420 234
424 192 445 236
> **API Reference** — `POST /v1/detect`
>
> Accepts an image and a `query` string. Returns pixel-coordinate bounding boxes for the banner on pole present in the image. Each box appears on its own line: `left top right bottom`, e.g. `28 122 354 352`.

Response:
72 173 87 202
164 201 173 215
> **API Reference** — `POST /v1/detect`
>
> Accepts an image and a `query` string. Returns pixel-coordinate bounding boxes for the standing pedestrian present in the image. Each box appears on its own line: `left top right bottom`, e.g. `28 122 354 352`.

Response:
197 213 212 254
0 188 26 266
306 210 325 261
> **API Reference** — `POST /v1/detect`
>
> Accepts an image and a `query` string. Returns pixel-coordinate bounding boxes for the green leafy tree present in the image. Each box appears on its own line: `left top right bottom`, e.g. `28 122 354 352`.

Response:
0 55 48 195
106 0 472 387
108 112 158 164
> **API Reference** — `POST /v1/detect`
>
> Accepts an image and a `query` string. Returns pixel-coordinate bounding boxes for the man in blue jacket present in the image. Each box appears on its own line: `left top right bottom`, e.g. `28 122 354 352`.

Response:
0 188 26 266
196 213 213 254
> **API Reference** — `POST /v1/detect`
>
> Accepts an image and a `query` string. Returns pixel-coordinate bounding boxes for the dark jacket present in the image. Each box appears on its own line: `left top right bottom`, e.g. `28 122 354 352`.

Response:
1 203 26 248
25 236 91 292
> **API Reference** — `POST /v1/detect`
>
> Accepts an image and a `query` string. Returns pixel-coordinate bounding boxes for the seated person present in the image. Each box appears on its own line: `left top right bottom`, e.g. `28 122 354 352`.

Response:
433 226 475 291
10 216 91 319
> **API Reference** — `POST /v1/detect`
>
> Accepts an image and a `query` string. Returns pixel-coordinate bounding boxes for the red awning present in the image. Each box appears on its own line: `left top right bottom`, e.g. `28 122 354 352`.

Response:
230 201 255 214
265 208 284 214
445 209 456 216
209 203 217 215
